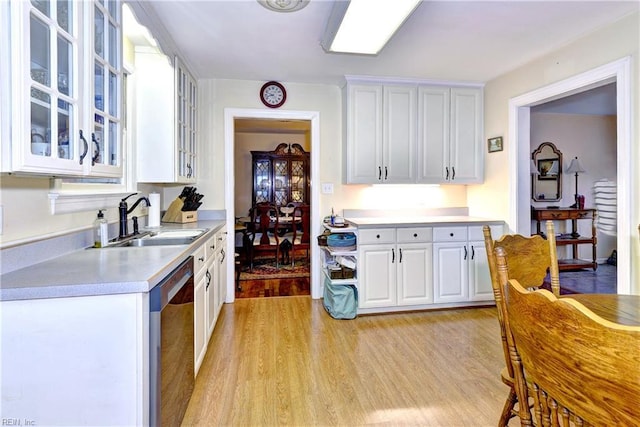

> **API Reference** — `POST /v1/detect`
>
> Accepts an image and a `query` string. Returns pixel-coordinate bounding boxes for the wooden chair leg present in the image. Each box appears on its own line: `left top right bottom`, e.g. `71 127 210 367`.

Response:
499 388 518 427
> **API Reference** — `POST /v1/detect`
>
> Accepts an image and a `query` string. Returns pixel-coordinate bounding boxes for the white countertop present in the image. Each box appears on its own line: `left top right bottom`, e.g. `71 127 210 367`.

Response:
347 216 504 228
0 220 225 301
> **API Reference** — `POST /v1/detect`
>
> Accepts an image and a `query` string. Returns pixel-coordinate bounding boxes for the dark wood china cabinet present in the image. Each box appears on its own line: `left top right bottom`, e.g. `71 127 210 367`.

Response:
251 143 310 207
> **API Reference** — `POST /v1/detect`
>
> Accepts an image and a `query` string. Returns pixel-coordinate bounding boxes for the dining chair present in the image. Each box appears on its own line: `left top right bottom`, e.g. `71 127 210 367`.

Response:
502 276 640 426
282 203 310 267
244 202 280 271
482 220 559 426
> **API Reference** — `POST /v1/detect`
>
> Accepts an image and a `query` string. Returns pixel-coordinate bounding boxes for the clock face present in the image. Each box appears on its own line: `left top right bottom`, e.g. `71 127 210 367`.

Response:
260 81 286 108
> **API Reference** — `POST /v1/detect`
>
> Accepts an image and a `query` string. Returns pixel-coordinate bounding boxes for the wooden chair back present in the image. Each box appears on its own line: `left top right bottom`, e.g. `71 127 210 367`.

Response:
245 202 280 270
287 203 310 266
503 278 640 426
482 221 559 426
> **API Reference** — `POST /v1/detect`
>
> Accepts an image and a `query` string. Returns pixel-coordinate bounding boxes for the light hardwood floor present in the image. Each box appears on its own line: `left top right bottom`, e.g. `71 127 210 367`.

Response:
182 297 512 426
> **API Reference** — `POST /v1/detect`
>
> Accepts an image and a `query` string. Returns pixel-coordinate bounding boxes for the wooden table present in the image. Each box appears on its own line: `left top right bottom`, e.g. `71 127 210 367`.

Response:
565 294 640 326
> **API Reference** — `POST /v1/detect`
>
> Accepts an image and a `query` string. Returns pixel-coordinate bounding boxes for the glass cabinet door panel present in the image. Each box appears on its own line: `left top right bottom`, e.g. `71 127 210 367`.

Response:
57 35 71 96
254 160 271 204
57 1 71 32
31 90 51 156
108 120 117 165
57 102 72 159
30 14 50 82
274 159 289 206
291 160 304 202
31 0 50 16
94 62 104 111
94 5 104 58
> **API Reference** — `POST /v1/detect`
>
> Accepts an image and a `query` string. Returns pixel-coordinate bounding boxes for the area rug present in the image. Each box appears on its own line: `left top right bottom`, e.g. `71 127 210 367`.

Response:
239 259 310 280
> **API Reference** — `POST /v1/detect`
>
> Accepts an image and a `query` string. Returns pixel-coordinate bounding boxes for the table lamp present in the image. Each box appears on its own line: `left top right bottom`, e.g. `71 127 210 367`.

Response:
566 156 586 208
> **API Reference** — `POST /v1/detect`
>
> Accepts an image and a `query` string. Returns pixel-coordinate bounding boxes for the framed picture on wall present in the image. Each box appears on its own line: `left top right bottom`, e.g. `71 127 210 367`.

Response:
488 136 503 153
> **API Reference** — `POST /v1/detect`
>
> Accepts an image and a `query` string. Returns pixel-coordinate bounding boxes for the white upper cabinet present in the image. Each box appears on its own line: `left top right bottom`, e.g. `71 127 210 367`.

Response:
135 49 197 184
3 0 123 177
345 82 416 184
417 86 483 184
344 77 483 185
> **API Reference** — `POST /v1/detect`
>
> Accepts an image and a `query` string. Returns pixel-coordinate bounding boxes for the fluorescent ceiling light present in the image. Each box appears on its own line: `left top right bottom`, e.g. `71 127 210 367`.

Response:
322 0 421 55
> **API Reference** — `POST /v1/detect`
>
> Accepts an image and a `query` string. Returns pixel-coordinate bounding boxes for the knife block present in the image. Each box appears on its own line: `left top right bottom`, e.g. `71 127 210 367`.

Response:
161 198 198 223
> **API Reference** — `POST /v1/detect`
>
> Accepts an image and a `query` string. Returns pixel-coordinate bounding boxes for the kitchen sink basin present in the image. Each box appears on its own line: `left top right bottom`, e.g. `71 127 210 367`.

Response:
103 229 208 248
115 237 198 247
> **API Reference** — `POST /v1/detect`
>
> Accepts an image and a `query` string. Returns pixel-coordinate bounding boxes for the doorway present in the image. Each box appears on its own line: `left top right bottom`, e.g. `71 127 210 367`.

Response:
233 118 311 298
223 108 321 303
509 57 632 294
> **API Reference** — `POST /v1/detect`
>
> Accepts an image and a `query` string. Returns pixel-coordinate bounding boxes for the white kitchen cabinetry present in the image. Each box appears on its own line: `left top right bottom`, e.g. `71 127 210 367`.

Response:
205 234 218 341
345 82 416 184
215 229 228 316
3 0 124 177
417 86 483 184
193 242 208 374
358 227 433 309
135 49 197 183
433 225 500 303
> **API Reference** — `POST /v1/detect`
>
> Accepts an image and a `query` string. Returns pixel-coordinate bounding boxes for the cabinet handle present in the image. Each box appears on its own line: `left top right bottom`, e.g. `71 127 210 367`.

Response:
399 248 403 263
384 166 388 180
221 249 226 262
205 270 211 290
392 248 395 263
451 167 456 180
376 234 380 239
187 163 192 178
464 246 468 260
79 130 89 165
91 132 100 166
450 232 454 237
378 166 382 180
413 233 418 238
471 246 475 260
445 167 449 180
199 256 205 262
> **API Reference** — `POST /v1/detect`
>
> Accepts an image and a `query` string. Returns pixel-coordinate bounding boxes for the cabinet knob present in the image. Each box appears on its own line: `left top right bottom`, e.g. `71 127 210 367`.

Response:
450 232 454 237
199 256 205 262
376 234 380 239
414 233 418 238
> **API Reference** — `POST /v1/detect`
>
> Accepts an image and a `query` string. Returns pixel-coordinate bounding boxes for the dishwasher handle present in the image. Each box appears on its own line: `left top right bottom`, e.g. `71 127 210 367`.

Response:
150 256 194 312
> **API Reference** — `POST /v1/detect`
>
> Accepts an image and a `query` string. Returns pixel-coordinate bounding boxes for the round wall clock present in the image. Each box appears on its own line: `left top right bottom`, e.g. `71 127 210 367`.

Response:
260 81 287 108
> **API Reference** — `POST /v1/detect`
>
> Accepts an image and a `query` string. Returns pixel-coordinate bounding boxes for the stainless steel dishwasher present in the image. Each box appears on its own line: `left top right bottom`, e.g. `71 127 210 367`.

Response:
149 256 195 426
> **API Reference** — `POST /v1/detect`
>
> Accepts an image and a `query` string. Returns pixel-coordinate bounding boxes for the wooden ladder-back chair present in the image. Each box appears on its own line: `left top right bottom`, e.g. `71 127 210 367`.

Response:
282 203 310 267
502 276 640 426
482 220 559 426
245 202 280 271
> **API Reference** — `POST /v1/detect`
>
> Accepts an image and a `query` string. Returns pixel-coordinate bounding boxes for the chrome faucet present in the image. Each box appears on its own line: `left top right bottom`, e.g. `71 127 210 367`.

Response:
119 193 151 238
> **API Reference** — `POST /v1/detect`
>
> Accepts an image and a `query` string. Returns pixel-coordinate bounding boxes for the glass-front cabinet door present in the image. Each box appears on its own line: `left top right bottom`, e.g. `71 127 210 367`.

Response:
5 0 122 177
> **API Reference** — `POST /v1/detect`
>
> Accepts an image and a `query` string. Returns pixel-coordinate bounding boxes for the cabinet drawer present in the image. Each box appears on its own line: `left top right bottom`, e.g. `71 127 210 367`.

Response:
468 224 503 241
397 227 432 243
433 226 467 242
193 245 207 273
358 228 396 245
536 210 571 220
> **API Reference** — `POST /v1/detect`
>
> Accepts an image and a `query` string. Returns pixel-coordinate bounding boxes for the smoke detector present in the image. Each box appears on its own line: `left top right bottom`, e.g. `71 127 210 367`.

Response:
258 0 310 13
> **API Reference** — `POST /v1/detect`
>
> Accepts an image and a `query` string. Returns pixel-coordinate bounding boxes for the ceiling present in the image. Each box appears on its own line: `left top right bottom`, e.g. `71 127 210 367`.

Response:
139 0 638 86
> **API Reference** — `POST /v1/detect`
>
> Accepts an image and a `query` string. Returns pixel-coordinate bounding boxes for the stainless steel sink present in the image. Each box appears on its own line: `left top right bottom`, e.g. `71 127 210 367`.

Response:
103 228 208 248
115 237 198 247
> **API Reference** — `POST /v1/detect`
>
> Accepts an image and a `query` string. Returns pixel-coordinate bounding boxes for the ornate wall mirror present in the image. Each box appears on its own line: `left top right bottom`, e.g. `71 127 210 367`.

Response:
532 142 563 201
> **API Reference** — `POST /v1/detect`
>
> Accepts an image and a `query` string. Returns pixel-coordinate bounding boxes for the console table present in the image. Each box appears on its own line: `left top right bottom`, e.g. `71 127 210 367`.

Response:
532 207 598 271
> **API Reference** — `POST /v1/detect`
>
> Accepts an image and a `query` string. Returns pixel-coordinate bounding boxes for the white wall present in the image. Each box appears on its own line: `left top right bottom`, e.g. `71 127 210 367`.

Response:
195 78 468 221
474 11 639 290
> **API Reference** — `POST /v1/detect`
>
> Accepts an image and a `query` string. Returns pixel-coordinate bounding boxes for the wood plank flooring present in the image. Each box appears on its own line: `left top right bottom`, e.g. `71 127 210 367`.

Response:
182 297 514 426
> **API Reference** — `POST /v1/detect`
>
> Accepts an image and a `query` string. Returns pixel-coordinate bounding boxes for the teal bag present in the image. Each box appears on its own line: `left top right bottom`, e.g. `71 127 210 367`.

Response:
323 280 358 319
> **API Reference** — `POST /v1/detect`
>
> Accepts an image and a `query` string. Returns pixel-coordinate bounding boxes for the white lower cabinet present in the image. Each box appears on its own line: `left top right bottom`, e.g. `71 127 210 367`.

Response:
193 243 208 374
433 225 502 303
358 227 433 309
193 226 228 376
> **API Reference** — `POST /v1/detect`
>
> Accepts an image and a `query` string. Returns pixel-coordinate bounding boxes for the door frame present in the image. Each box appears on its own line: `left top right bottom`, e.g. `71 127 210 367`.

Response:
508 57 632 294
223 108 321 301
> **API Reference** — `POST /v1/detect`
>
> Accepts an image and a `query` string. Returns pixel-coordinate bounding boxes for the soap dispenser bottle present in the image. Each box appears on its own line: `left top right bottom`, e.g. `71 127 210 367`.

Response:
94 210 109 248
